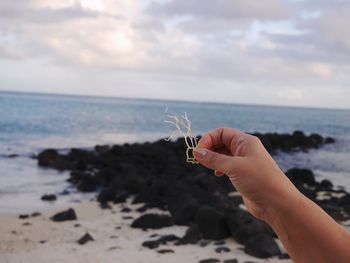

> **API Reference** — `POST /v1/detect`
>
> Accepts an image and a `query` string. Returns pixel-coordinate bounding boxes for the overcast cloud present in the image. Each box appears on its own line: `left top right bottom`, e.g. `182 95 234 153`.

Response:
0 0 349 109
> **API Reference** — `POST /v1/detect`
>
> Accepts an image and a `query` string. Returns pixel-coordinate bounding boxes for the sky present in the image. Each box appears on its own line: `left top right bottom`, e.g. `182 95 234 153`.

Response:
0 0 350 109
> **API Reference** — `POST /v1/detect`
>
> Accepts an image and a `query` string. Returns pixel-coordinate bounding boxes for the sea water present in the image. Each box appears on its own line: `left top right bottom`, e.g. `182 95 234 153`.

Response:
1 91 350 214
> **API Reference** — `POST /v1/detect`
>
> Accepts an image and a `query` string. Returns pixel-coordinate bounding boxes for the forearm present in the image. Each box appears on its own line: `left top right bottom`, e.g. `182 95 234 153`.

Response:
266 188 350 263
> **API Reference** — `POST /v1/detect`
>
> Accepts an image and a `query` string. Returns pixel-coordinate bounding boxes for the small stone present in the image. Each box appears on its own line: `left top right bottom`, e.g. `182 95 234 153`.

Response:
77 233 94 245
199 240 210 247
157 249 174 254
39 240 47 244
223 259 238 263
41 194 57 202
19 214 29 219
74 224 81 227
214 240 225 245
199 259 220 263
22 222 32 226
121 207 132 213
31 212 41 217
122 216 133 220
100 202 112 209
215 246 231 253
142 240 160 249
50 208 77 222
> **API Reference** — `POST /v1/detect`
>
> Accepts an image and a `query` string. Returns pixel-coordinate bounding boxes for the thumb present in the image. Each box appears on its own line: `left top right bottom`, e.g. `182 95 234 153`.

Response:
193 147 240 175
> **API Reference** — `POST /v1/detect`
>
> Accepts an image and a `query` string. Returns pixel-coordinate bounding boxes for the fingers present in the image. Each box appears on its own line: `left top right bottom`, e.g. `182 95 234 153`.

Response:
198 127 243 153
193 147 242 175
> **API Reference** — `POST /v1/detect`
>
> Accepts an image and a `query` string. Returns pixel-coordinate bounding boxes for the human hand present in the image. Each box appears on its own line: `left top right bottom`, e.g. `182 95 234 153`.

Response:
193 127 300 222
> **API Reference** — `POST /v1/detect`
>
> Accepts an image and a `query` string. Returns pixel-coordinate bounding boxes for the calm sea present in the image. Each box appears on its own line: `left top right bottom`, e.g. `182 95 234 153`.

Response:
1 91 350 214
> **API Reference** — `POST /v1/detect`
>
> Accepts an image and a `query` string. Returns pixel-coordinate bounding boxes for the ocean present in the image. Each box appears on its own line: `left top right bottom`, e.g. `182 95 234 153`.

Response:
1 91 350 214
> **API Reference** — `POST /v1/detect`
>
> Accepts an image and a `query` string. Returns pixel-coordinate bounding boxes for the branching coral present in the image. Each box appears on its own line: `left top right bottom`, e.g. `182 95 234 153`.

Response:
164 110 199 164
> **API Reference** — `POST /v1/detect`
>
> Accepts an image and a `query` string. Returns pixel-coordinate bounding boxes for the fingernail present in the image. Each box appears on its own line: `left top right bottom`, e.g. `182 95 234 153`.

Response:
193 147 207 159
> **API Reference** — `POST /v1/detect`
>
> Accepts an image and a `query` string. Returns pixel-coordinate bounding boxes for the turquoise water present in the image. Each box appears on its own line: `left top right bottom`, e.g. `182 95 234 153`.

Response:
1 91 350 214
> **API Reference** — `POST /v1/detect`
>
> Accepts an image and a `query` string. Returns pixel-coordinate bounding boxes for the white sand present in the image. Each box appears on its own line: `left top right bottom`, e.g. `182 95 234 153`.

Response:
0 201 292 263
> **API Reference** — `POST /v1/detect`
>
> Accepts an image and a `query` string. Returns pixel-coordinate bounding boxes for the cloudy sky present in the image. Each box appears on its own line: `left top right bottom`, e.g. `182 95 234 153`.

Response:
0 0 349 109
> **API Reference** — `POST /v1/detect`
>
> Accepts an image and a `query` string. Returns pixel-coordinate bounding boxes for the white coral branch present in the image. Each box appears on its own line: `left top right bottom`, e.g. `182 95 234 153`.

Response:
164 111 198 164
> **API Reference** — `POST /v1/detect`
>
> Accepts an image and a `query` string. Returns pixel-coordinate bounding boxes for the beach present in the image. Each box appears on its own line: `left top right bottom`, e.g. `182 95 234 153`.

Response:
0 200 293 263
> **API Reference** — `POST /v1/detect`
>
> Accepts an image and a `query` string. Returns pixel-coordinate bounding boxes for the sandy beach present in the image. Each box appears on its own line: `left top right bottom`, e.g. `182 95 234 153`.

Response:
0 200 292 263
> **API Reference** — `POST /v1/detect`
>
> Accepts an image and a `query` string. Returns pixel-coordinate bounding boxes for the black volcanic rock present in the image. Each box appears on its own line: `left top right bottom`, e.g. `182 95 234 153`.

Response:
142 240 160 249
286 168 316 186
131 214 173 229
37 149 59 167
77 233 94 245
195 207 230 240
244 234 281 258
41 194 57 201
50 208 77 222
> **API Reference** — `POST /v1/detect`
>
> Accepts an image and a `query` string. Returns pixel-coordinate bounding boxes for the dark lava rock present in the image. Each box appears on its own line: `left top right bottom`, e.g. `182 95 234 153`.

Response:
286 168 316 186
215 246 231 253
22 222 32 226
77 233 94 245
100 202 112 209
113 191 129 203
18 214 29 219
195 207 230 240
234 220 274 244
158 234 180 244
157 249 174 254
131 214 173 229
121 207 132 213
244 234 281 258
223 259 238 263
199 259 220 263
37 149 59 167
142 240 160 249
31 212 41 217
177 223 201 245
320 179 333 189
41 194 57 202
50 208 77 222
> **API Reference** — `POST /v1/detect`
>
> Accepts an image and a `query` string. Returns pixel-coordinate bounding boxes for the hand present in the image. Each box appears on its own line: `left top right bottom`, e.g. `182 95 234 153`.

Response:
193 127 300 222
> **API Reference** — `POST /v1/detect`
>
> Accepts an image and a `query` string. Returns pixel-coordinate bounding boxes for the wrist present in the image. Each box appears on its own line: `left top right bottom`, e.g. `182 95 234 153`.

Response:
263 183 305 227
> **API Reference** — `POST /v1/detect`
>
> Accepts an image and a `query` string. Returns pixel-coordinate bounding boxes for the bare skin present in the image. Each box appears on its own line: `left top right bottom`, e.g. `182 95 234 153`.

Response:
193 127 350 263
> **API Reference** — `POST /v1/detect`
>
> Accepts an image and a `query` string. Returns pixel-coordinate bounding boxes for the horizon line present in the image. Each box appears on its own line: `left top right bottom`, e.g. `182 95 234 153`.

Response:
0 89 349 112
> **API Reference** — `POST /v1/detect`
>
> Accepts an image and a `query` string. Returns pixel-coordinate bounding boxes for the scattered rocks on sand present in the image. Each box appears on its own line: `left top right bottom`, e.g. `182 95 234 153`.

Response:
41 194 57 202
50 208 77 222
77 233 94 245
131 214 173 229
